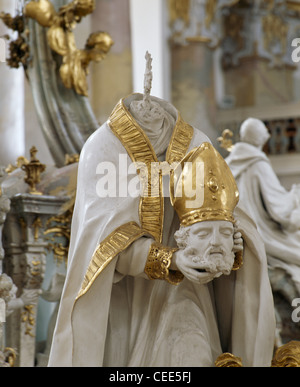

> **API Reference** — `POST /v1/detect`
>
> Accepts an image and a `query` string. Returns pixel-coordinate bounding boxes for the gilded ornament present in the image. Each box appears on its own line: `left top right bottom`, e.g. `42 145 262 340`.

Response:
168 0 191 27
109 97 194 244
144 242 184 285
215 352 243 367
262 13 288 57
287 0 300 12
272 340 300 367
5 156 29 175
32 217 42 241
169 0 241 46
0 11 30 69
24 0 114 96
205 0 217 29
22 146 46 195
21 304 35 337
64 153 79 165
19 217 27 241
77 222 146 299
3 347 16 367
217 129 234 152
44 207 73 266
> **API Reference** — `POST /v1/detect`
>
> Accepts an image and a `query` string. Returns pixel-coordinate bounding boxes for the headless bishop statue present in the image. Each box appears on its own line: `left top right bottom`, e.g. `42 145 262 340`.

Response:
48 53 275 367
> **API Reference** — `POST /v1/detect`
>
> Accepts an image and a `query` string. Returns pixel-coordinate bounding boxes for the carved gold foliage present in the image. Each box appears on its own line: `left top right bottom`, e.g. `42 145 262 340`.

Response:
215 341 300 367
44 207 73 266
3 347 17 367
5 156 29 175
21 305 35 337
168 0 191 27
24 0 114 96
0 11 30 69
262 13 288 55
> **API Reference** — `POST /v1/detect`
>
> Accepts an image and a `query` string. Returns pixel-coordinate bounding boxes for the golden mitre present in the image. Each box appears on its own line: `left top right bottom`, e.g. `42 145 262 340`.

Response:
170 142 239 227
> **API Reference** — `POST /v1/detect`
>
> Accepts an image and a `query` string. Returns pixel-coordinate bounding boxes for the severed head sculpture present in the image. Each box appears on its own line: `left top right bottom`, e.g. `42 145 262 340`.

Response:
170 142 243 276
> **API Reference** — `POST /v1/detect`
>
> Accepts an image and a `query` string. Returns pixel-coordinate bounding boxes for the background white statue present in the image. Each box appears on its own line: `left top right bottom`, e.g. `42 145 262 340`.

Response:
226 118 300 295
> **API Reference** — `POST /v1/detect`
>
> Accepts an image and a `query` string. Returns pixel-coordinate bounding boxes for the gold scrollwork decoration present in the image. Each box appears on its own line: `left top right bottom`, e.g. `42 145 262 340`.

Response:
4 347 17 367
168 0 191 27
215 352 243 367
65 153 79 165
32 217 42 241
272 341 300 367
44 207 73 266
217 129 235 152
5 156 29 175
0 11 30 69
24 0 114 96
215 340 300 367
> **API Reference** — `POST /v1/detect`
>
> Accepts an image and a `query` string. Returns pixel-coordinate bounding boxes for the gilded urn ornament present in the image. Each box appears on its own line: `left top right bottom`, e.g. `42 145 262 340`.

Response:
22 146 46 195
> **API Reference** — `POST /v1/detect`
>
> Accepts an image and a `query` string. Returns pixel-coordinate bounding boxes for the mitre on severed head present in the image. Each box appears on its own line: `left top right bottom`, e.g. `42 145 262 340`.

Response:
170 142 239 227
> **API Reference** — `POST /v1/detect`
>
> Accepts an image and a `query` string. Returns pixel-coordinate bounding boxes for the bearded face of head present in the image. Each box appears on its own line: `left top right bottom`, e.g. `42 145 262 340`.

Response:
174 220 235 275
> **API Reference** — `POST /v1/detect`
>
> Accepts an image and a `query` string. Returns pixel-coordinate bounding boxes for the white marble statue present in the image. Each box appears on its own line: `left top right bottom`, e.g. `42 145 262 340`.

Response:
226 118 300 293
48 55 275 367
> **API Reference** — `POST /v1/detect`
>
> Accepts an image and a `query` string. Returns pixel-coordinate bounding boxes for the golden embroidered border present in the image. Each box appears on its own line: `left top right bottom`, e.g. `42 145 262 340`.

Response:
108 98 194 243
76 100 195 299
76 222 145 299
166 116 194 165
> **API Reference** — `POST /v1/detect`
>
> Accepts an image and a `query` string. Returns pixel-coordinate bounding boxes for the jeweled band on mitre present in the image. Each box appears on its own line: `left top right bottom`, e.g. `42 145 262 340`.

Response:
180 209 236 227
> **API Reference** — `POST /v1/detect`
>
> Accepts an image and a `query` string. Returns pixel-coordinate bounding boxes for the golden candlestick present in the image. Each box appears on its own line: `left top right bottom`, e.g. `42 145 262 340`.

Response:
22 146 46 195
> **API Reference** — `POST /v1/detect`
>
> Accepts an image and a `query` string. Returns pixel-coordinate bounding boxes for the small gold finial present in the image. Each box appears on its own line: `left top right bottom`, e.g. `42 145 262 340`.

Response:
22 146 46 195
217 129 235 152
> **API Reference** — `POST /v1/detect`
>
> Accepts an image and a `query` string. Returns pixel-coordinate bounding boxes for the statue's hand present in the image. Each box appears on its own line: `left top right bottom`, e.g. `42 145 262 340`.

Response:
172 250 222 285
21 288 42 306
233 221 243 253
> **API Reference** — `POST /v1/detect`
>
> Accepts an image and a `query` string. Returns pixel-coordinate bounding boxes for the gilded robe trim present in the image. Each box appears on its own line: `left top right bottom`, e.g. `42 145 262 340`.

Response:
108 97 194 243
76 98 194 299
76 222 146 299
